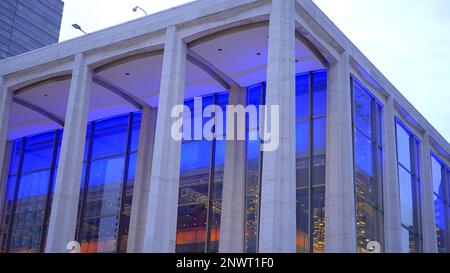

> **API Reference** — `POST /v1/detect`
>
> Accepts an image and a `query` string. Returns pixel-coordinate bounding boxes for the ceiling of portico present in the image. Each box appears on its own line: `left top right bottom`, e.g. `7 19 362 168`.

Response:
8 24 325 141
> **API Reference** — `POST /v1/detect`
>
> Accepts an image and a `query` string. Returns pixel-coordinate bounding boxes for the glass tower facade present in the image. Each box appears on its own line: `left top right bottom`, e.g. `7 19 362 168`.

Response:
0 0 64 60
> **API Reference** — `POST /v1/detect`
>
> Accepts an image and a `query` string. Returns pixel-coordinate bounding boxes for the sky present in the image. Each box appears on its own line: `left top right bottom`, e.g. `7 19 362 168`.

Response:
59 0 450 142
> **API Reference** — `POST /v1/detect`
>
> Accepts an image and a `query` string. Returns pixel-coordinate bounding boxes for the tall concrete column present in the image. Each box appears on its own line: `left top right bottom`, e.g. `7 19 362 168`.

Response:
0 141 12 226
219 85 247 253
127 106 157 253
383 97 402 252
324 53 356 253
0 77 13 227
142 26 186 253
258 0 296 253
45 53 92 253
420 133 438 253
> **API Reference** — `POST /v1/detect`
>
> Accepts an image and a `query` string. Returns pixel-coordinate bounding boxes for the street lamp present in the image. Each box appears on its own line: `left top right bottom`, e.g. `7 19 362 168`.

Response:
132 5 148 16
72 24 88 35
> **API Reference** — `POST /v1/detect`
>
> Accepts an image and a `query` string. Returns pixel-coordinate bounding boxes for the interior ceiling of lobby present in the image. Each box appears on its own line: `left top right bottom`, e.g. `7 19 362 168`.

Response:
9 25 324 140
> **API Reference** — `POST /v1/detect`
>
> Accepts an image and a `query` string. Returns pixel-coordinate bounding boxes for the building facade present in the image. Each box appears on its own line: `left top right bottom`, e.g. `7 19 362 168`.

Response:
0 0 64 60
0 0 449 253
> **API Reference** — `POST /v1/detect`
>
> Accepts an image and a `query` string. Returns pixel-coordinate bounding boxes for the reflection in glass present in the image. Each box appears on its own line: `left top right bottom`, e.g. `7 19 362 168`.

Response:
352 78 383 252
431 155 448 253
176 93 228 253
395 122 422 253
78 113 140 253
1 132 59 253
295 70 327 253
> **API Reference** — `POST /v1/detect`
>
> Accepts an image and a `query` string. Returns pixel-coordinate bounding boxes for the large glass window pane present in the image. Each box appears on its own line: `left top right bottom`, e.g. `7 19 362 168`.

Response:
399 166 414 228
431 157 446 200
311 186 325 253
177 140 211 253
312 118 326 186
354 130 375 204
434 196 447 253
79 156 125 253
354 83 373 137
296 121 309 188
312 71 327 116
396 123 411 170
353 78 383 252
9 170 50 253
8 140 22 175
296 74 309 120
296 189 309 253
129 113 142 152
356 198 379 252
21 132 55 173
91 115 129 159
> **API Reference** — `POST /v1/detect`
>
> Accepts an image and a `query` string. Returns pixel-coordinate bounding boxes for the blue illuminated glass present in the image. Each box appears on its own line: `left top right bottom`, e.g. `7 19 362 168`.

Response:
399 166 414 227
91 115 129 159
296 121 308 189
312 118 326 186
8 140 22 175
432 157 445 200
177 92 229 253
396 123 412 170
296 74 309 120
130 113 142 152
312 71 327 116
352 78 383 252
354 82 373 137
21 132 55 173
354 130 374 178
434 196 447 252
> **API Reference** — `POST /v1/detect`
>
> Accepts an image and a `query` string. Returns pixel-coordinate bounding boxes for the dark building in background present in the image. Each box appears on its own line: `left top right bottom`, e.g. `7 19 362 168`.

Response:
0 0 64 60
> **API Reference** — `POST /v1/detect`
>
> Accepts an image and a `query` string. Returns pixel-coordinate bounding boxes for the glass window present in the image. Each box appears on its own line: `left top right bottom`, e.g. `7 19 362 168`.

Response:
244 83 265 253
431 155 449 253
354 82 373 137
77 113 139 253
1 131 59 253
312 71 327 117
21 132 55 173
295 70 327 254
296 74 309 120
176 92 229 253
395 122 422 252
352 78 383 252
91 115 129 159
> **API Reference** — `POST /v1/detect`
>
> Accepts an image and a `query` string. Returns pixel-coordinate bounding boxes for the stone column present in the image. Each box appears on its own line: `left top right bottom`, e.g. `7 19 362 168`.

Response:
45 53 92 253
383 97 402 252
219 85 247 253
258 0 296 253
0 77 12 235
0 141 12 223
127 106 157 253
420 133 438 253
324 53 356 253
142 26 186 253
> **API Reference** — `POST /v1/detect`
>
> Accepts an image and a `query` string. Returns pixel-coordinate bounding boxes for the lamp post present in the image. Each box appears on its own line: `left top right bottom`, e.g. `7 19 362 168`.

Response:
72 24 88 35
132 5 148 16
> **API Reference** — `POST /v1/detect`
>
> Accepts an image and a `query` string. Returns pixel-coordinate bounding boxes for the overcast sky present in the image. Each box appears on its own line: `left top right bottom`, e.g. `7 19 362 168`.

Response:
60 0 450 142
